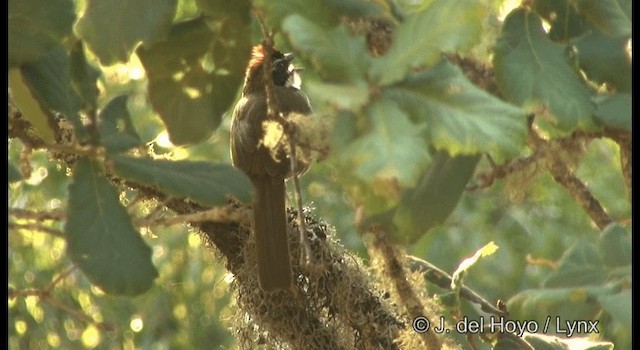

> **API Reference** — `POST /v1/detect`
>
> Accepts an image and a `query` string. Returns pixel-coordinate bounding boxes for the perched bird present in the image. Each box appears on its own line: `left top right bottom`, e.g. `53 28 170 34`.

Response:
230 44 312 291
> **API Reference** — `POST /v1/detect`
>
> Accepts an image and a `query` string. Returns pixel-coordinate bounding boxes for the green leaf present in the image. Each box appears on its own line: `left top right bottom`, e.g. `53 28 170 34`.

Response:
592 93 630 130
391 150 480 243
9 69 57 144
598 289 631 325
597 223 631 267
340 99 430 188
70 40 101 111
98 95 143 154
568 0 631 37
65 158 158 296
450 241 498 290
8 0 75 66
370 0 487 85
493 9 596 132
523 333 613 350
137 16 251 145
384 61 527 161
533 0 588 41
262 0 340 29
573 29 631 92
305 81 370 111
283 16 370 83
75 0 177 65
111 155 252 205
543 239 607 288
20 46 86 139
9 162 22 183
508 283 618 321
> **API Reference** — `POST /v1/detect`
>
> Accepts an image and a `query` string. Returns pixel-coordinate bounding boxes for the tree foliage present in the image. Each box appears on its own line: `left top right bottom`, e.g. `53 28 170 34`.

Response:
8 0 630 349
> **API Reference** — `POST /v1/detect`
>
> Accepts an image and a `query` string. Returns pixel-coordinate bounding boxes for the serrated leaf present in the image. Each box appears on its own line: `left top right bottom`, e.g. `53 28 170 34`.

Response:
391 151 480 243
20 46 86 139
9 69 56 144
494 9 596 132
283 16 370 83
384 61 526 161
65 158 158 296
137 16 250 145
8 0 75 66
370 0 487 85
75 0 177 65
340 99 430 188
573 29 631 92
111 155 252 205
543 239 607 288
98 95 143 154
597 223 631 267
568 0 631 37
9 162 22 183
598 289 631 325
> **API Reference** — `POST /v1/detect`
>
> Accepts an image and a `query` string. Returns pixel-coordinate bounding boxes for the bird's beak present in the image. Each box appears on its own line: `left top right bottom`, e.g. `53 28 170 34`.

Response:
284 53 295 62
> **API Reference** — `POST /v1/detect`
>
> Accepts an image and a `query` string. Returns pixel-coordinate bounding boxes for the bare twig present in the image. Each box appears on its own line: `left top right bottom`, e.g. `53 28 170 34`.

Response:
9 222 65 238
135 206 243 228
9 208 66 221
529 128 613 230
406 255 509 317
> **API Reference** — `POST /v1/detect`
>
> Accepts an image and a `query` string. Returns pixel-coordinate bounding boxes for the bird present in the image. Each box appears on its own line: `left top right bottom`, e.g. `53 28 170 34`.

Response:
230 44 313 291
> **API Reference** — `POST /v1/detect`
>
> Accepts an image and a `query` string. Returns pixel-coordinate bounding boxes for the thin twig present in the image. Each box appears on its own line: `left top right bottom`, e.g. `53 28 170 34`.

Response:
406 255 509 317
529 128 613 230
135 206 242 228
9 222 65 238
9 208 66 221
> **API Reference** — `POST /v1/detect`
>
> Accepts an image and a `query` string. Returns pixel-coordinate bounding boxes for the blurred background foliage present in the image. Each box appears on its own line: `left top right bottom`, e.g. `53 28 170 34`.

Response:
8 0 630 349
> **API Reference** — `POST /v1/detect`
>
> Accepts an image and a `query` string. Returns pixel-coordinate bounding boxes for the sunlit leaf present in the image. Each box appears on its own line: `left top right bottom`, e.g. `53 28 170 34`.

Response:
98 95 143 154
137 15 250 145
305 81 370 111
493 9 596 131
370 0 487 85
66 158 158 296
283 16 370 83
8 0 75 66
9 68 56 144
111 155 252 205
340 98 430 188
75 0 177 65
384 60 526 161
